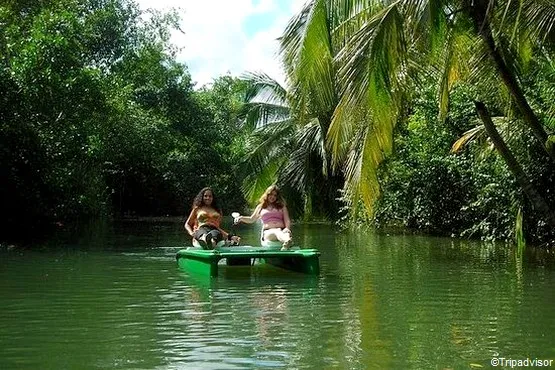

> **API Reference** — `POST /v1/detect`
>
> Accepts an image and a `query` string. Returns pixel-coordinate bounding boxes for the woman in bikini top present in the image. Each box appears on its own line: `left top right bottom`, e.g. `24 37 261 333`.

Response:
185 187 239 248
259 208 285 228
196 207 221 228
234 185 292 250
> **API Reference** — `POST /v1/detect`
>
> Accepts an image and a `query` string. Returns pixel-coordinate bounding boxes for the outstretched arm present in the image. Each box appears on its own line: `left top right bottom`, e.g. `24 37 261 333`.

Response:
236 205 262 224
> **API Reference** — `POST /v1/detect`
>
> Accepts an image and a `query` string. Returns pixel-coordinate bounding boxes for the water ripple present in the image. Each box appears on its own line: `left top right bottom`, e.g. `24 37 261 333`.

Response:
1 224 554 369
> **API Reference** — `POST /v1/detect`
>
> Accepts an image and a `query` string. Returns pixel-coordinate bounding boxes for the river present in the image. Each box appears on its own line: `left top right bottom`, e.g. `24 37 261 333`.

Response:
1 220 554 369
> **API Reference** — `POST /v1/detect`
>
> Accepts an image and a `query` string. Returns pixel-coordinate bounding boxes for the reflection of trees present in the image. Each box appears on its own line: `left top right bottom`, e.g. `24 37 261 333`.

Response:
333 230 555 368
172 261 327 368
4 223 554 368
334 232 392 369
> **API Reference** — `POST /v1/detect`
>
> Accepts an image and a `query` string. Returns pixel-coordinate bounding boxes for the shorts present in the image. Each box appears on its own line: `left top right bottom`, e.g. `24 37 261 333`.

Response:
262 227 289 240
194 225 224 247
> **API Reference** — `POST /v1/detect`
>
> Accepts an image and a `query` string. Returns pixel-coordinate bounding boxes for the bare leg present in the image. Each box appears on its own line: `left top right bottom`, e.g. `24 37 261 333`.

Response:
277 230 292 250
205 232 219 249
263 229 292 250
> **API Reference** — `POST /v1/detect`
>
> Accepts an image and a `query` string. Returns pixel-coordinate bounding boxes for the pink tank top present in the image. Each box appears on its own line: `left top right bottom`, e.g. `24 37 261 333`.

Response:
260 208 284 223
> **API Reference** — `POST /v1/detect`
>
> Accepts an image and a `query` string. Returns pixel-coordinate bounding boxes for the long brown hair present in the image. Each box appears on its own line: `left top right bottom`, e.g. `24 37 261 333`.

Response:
258 185 285 209
192 187 221 213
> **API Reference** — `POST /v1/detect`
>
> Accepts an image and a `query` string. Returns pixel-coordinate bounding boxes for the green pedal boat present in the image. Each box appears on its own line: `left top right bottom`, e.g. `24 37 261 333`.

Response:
176 246 320 276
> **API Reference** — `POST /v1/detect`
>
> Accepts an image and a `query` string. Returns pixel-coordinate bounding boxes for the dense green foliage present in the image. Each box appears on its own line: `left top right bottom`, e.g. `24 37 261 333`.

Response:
0 0 246 239
238 72 342 220
242 0 555 245
375 84 521 240
372 57 555 243
3 0 555 246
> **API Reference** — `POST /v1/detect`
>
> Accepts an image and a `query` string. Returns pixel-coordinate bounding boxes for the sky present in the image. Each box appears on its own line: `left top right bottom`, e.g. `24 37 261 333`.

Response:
134 0 306 88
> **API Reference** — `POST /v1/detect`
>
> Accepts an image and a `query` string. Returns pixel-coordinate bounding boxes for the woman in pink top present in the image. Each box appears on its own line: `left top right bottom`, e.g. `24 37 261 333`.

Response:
234 185 292 250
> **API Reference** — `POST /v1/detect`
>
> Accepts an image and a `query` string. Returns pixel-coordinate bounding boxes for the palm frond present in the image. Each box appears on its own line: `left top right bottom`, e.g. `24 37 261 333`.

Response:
514 0 555 45
451 124 485 153
328 97 366 169
240 119 294 177
437 30 455 122
279 0 336 118
240 71 290 129
242 159 285 205
341 123 382 216
279 0 315 80
490 0 555 59
403 0 449 56
335 3 406 123
241 71 289 104
241 102 290 130
438 31 475 121
325 3 407 215
451 115 528 154
330 0 383 51
296 118 328 173
279 145 312 193
467 41 508 102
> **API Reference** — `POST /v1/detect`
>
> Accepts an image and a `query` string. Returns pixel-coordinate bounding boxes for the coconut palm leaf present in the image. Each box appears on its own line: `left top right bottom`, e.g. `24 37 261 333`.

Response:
242 71 289 103
328 2 405 211
498 0 555 45
241 119 294 174
279 118 329 189
276 116 341 216
279 0 336 120
270 0 555 223
242 158 285 204
240 71 290 130
437 31 476 121
238 70 335 212
297 118 328 173
451 116 527 154
341 121 383 215
239 119 293 204
451 124 485 153
279 144 312 193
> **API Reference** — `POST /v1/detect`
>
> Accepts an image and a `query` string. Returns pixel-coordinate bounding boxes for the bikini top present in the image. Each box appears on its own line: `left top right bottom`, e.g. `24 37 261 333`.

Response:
195 207 221 229
260 207 284 223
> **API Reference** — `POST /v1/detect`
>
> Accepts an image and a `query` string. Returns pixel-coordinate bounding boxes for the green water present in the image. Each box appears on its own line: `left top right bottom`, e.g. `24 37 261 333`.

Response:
1 220 554 369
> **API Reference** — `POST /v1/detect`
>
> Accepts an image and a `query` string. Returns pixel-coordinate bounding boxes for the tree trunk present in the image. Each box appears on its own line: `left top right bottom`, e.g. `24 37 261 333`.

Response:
468 0 555 163
474 101 555 228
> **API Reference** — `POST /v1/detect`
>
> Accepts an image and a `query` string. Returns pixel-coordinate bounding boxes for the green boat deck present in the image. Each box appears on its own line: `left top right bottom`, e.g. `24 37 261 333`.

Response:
176 247 320 276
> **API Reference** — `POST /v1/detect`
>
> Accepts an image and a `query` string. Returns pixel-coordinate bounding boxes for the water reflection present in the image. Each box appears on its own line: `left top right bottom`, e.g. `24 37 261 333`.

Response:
0 221 554 369
331 230 555 369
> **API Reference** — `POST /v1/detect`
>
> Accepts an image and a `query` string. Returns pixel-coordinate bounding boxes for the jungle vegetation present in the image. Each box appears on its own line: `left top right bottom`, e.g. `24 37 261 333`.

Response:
2 0 555 246
240 0 555 246
0 0 247 239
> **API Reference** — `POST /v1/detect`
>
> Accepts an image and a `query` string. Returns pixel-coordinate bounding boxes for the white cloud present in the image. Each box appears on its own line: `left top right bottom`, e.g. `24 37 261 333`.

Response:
135 0 305 88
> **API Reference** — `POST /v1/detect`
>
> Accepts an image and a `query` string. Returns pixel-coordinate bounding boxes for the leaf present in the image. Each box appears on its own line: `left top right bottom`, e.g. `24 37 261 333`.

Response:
451 125 485 153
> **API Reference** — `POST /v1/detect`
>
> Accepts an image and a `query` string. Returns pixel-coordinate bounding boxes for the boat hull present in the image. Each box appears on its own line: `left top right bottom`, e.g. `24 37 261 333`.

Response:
176 246 320 276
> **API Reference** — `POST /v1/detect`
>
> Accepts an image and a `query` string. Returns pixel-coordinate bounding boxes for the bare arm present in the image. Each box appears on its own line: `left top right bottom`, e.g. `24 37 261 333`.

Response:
283 205 291 231
184 208 197 237
237 205 262 224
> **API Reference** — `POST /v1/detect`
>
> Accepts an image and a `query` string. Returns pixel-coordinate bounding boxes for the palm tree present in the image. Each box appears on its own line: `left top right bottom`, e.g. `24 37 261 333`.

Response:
281 0 555 223
278 0 407 216
473 101 555 227
239 71 342 218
